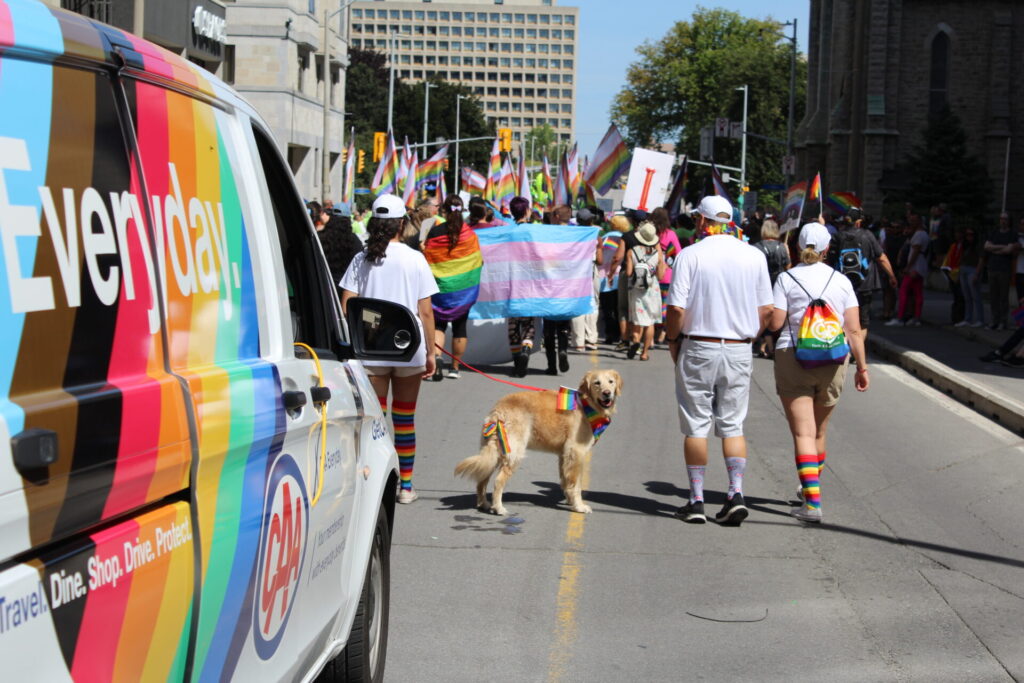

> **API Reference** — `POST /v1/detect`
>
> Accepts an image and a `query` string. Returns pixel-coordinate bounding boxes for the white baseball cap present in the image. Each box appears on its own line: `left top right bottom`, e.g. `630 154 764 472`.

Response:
694 195 733 223
371 193 407 218
798 222 832 252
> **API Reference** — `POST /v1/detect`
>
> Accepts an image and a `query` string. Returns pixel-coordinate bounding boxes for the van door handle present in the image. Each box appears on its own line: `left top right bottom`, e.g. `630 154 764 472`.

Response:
310 386 331 404
11 428 58 484
283 390 307 410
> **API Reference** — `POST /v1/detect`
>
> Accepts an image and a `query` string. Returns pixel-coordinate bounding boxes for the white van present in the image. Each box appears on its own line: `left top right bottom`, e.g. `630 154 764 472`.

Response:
0 2 412 680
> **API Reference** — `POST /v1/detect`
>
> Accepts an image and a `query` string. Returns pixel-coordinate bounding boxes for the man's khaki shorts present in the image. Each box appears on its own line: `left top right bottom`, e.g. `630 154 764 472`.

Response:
774 347 848 406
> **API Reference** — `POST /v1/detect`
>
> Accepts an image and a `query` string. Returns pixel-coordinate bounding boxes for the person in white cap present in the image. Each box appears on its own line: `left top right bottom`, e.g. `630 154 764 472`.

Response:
340 194 439 504
769 223 869 523
664 195 773 526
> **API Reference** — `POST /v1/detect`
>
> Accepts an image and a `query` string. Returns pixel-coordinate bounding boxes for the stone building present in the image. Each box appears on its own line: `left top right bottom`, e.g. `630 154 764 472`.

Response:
797 0 1023 218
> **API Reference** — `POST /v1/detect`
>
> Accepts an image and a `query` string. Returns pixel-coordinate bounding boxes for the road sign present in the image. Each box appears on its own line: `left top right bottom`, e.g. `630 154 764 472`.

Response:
700 127 713 161
782 155 796 175
730 122 743 140
715 118 730 138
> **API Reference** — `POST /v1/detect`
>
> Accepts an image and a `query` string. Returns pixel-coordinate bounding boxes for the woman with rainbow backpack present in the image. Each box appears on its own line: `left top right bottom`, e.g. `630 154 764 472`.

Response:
769 223 870 523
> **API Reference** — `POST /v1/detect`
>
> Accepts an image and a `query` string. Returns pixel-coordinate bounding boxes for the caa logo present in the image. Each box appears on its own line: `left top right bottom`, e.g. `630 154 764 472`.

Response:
253 453 309 660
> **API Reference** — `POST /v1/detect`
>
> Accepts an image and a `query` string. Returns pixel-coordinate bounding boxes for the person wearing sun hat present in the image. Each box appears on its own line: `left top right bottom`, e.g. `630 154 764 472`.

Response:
663 195 774 526
769 222 870 523
624 221 667 360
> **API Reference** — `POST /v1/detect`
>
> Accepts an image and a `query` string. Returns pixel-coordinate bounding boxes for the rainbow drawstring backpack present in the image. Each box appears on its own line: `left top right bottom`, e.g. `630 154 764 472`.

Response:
785 270 850 369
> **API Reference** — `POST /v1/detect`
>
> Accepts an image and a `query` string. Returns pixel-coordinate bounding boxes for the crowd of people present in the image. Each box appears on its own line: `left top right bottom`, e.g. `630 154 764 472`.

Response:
315 190 1023 513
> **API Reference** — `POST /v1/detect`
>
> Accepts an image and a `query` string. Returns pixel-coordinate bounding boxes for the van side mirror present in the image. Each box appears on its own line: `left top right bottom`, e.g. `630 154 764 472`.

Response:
345 297 421 363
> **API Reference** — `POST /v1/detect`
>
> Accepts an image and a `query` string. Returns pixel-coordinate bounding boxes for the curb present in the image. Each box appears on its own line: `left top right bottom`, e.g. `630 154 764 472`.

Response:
868 334 1024 436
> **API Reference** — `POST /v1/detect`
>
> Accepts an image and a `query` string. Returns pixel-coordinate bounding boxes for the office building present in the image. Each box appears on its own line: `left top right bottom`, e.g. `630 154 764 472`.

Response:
349 0 579 147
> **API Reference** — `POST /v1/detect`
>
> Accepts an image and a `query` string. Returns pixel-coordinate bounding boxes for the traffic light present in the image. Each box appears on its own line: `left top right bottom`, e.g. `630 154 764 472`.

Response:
373 132 386 162
342 148 348 165
358 149 366 173
498 128 512 153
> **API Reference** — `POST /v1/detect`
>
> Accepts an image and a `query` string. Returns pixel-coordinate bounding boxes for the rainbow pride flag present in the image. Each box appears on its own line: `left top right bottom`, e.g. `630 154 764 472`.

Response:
556 386 580 411
542 156 554 207
496 156 516 209
423 223 483 321
664 156 688 219
825 191 861 216
418 143 449 188
808 172 822 201
584 124 632 195
601 233 622 250
371 132 399 195
462 167 486 193
402 151 418 208
485 136 502 202
517 143 533 206
470 223 600 319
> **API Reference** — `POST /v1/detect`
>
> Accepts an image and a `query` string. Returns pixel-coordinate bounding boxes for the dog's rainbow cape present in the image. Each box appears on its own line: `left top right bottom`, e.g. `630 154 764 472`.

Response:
482 420 511 455
555 389 611 442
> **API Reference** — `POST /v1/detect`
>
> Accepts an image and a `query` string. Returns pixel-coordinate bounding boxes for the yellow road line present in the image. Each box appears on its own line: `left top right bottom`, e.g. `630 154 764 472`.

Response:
548 347 601 682
547 456 590 682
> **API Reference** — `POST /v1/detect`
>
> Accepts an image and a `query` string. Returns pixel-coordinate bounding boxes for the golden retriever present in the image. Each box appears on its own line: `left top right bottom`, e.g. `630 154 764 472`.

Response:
454 369 623 515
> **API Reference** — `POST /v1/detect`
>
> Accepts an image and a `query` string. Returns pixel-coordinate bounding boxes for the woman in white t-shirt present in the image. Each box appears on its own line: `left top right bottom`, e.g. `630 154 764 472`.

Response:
341 194 439 504
769 223 869 524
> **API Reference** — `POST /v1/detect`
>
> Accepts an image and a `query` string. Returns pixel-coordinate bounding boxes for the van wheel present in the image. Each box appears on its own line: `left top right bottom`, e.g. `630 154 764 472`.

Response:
318 503 390 683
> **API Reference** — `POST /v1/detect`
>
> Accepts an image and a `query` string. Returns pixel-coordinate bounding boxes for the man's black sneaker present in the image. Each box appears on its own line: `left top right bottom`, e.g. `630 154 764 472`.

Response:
715 494 749 526
674 500 706 524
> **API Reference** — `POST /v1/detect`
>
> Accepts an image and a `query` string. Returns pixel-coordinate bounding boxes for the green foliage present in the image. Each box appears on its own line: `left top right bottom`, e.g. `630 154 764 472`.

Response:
344 49 491 196
611 8 806 201
904 106 992 219
523 124 557 163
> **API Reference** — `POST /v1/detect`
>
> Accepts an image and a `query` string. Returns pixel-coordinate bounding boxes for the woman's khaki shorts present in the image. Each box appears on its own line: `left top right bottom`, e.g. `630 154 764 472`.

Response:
363 365 426 378
774 347 848 407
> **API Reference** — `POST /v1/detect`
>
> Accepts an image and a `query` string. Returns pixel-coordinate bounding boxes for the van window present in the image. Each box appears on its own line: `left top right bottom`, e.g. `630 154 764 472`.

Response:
250 126 342 352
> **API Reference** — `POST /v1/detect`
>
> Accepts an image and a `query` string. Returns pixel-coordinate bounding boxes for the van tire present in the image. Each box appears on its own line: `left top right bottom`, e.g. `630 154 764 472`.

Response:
318 502 391 683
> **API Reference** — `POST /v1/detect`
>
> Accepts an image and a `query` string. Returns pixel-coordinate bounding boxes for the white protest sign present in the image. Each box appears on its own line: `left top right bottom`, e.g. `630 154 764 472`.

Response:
621 148 676 212
715 118 730 137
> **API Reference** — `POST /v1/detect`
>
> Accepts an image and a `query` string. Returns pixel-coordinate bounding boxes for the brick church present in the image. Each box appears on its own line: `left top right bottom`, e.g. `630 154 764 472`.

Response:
796 0 1023 219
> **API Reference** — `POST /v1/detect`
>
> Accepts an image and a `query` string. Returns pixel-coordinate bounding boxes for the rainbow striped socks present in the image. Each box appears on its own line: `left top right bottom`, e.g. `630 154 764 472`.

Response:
392 400 417 491
818 451 826 476
795 454 821 509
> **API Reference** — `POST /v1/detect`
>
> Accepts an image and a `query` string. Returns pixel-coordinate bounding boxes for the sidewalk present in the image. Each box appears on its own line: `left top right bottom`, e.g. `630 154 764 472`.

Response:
867 284 1024 435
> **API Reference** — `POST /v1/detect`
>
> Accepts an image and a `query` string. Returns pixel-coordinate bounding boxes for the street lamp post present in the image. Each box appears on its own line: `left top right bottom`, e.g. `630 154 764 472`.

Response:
783 19 797 190
736 84 749 212
455 93 466 190
387 30 396 134
321 0 356 202
423 82 436 147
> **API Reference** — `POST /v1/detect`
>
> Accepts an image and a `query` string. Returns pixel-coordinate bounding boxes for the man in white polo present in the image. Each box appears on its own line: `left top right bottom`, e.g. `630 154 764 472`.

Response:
664 196 774 525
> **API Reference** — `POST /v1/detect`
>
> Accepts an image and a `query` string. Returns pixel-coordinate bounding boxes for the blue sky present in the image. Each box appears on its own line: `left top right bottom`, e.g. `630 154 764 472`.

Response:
573 0 809 158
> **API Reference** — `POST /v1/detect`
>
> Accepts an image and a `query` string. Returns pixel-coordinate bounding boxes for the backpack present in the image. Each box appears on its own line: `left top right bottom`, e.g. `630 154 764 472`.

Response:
756 240 789 285
785 269 850 369
836 230 870 285
629 246 655 290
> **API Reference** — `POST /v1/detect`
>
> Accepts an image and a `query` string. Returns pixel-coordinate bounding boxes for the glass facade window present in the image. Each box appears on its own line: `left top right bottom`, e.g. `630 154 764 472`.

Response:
375 38 386 48
501 42 511 51
413 25 423 34
527 13 537 23
440 11 449 20
352 8 361 18
526 28 536 38
476 41 485 50
525 58 535 68
550 74 560 83
514 28 524 37
552 14 562 24
400 54 411 63
539 44 548 53
511 117 521 126
499 101 509 111
452 26 461 36
513 72 522 81
413 39 423 49
563 74 573 84
489 27 499 37
539 14 549 24
552 29 561 39
566 15 575 25
452 11 461 20
539 58 548 68
439 26 449 35
402 10 411 19
426 11 436 20
400 24 410 34
515 13 525 23
563 59 573 69
500 57 510 66
513 57 524 67
539 29 548 38
500 72 510 81
512 89 522 97
513 43 524 53
465 11 474 21
524 117 534 127
502 13 511 22
564 45 573 55
361 8 370 18
489 13 499 22
502 28 511 37
565 29 575 39
400 39 411 48
524 103 533 112
486 101 496 111
414 10 424 20
526 43 536 53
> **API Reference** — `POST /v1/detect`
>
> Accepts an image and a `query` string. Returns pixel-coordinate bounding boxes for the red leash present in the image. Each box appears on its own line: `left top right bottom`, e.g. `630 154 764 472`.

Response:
434 343 546 392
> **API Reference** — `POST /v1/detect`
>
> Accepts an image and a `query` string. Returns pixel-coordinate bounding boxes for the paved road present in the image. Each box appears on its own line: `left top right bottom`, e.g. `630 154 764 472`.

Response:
383 343 1024 682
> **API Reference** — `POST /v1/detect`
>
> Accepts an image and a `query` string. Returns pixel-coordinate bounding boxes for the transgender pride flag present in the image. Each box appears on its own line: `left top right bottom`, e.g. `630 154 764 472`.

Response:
470 223 600 320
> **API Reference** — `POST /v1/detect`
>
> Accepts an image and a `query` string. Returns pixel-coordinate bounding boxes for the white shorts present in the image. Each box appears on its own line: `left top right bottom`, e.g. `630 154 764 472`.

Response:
363 365 426 378
675 339 753 438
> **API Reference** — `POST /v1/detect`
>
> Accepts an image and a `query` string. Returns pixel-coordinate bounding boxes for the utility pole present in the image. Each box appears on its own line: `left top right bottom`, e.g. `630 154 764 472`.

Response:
736 84 749 212
785 18 797 190
455 93 465 188
422 82 436 147
321 0 355 202
387 30 396 134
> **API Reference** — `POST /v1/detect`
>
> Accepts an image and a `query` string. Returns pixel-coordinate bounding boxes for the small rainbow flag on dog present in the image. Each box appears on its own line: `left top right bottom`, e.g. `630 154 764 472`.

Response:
556 386 580 411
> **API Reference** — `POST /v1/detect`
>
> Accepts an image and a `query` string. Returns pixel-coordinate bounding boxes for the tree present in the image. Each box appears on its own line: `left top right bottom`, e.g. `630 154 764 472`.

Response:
611 8 806 203
903 106 991 220
523 124 557 163
343 49 491 196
